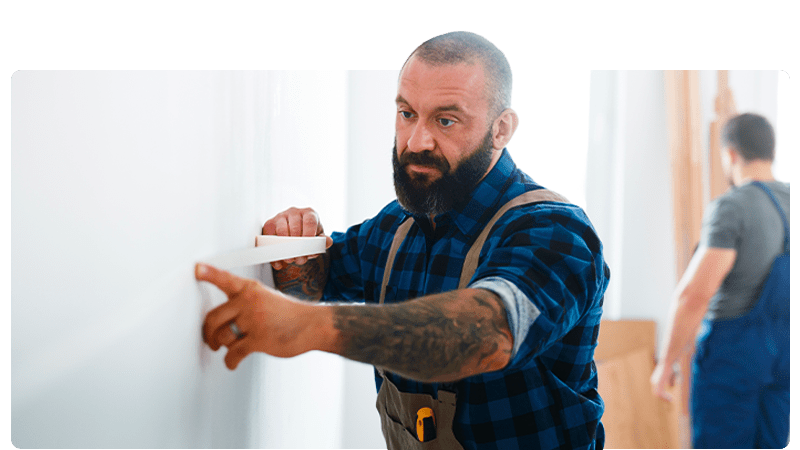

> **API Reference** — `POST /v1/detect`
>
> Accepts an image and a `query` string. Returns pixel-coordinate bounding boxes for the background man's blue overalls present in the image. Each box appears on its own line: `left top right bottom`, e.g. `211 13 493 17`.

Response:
691 181 789 449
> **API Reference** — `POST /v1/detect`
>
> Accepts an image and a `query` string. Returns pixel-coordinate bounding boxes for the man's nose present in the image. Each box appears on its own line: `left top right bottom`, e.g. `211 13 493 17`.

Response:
406 122 435 153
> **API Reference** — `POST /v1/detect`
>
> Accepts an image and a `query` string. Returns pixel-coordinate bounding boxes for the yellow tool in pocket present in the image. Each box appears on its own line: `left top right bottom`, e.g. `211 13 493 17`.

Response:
416 407 436 442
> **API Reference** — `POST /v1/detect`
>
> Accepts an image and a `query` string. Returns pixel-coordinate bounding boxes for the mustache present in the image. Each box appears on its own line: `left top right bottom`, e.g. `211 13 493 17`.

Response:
398 150 451 173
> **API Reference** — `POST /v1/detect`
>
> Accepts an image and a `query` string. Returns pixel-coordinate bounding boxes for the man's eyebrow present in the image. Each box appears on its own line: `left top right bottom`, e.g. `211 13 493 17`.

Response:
395 95 465 114
434 104 464 114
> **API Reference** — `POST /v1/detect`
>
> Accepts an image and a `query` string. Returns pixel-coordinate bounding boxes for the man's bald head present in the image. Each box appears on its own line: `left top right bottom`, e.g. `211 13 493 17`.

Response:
403 31 512 120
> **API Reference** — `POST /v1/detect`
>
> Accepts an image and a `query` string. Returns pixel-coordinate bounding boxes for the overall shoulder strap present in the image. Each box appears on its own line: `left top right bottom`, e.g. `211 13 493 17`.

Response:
458 189 570 289
752 181 789 253
379 217 414 305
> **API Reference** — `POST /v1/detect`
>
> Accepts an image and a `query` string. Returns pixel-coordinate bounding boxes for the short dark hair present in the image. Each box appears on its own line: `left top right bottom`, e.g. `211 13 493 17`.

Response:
405 31 512 119
721 113 775 161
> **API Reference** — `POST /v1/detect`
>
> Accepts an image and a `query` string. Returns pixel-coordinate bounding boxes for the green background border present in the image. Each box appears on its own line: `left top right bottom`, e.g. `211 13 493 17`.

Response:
0 0 798 448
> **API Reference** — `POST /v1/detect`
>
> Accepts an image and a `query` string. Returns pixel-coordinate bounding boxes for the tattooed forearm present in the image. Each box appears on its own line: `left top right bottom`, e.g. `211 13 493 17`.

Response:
331 288 513 382
273 253 330 301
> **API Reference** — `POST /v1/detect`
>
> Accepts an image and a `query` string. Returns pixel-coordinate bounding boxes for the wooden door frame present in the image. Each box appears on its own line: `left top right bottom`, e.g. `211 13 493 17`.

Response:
664 69 736 448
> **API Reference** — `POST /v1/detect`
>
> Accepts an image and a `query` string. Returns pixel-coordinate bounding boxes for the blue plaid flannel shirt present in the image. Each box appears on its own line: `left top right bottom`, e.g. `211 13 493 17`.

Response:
324 149 610 450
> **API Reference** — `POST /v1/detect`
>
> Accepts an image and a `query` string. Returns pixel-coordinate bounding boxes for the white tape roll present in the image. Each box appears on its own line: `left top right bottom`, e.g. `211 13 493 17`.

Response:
201 236 327 270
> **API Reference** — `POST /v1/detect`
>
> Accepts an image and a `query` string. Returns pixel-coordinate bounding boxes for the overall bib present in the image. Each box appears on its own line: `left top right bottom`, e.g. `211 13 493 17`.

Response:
691 182 789 449
374 189 568 450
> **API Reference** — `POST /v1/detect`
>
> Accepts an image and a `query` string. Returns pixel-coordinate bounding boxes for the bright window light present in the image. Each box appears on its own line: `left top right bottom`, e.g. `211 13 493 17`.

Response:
506 69 592 209
775 70 796 185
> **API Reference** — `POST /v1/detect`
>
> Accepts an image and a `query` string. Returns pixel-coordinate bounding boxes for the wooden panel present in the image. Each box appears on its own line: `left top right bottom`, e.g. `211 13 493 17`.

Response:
664 71 736 446
595 320 684 448
664 70 705 279
597 348 682 448
709 70 737 201
595 320 655 362
664 71 705 438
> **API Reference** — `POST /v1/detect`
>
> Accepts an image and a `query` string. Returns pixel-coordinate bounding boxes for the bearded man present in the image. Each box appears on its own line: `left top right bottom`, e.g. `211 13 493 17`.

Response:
198 31 610 450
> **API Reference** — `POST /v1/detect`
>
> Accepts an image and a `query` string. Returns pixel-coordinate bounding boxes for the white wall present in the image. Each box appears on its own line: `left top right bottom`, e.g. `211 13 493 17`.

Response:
11 71 267 447
340 71 399 449
10 71 351 448
257 71 351 449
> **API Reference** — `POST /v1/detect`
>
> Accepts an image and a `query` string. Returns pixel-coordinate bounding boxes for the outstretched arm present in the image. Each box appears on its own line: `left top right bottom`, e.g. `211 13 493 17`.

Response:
331 287 512 382
198 264 512 382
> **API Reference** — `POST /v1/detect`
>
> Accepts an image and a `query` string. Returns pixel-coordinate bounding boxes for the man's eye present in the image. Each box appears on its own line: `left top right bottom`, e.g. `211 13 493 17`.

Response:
438 118 455 127
399 111 414 119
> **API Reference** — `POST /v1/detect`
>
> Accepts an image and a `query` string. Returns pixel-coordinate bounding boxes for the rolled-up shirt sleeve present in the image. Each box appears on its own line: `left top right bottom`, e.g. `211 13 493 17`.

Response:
469 276 540 359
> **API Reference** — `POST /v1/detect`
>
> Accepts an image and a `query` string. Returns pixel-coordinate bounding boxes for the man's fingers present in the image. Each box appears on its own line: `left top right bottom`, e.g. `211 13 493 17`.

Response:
302 211 320 237
272 215 290 236
264 208 321 237
212 321 242 350
224 339 251 370
262 220 277 236
262 208 327 269
287 213 303 237
203 305 240 349
195 264 249 296
669 369 678 385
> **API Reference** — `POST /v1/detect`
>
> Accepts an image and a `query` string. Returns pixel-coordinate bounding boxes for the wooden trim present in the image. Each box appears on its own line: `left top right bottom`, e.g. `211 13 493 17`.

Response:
661 70 739 448
664 70 704 279
595 320 655 362
709 70 737 201
664 71 705 446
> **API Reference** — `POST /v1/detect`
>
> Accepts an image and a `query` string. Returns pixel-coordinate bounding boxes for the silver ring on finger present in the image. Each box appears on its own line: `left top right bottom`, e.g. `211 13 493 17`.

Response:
229 321 245 339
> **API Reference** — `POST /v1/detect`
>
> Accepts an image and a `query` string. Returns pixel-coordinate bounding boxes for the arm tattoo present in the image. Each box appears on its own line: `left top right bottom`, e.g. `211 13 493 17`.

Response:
331 288 513 382
273 253 330 301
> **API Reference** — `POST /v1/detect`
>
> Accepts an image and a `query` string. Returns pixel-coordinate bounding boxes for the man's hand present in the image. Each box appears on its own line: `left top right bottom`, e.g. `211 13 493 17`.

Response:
262 207 333 300
650 361 677 401
197 263 330 370
262 207 333 270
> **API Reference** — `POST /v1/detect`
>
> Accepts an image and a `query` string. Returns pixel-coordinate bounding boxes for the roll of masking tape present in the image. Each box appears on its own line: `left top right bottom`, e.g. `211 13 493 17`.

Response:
201 235 327 270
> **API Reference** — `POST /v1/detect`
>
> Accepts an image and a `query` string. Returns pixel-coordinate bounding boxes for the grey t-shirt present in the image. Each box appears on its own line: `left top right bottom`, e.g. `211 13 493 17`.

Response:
700 180 790 320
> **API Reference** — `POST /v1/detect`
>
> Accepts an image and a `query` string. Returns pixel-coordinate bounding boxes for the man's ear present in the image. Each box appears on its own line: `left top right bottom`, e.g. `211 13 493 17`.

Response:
723 146 739 165
491 109 519 150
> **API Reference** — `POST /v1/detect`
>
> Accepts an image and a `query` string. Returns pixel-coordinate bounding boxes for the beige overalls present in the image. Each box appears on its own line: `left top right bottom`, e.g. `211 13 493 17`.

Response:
375 189 568 449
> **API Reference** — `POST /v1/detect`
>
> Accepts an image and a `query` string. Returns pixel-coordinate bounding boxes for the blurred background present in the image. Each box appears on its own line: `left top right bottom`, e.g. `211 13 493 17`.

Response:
6 4 797 449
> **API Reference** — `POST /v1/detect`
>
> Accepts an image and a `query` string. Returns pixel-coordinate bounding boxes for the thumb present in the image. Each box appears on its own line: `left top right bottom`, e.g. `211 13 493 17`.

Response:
195 263 248 296
325 235 333 249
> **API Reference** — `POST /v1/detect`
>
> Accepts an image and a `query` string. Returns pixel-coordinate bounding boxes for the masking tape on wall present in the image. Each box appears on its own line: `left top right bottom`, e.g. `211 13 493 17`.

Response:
201 236 327 270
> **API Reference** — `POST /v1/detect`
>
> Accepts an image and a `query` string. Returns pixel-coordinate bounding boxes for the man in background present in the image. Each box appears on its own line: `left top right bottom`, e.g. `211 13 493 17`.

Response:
198 31 609 449
651 113 789 448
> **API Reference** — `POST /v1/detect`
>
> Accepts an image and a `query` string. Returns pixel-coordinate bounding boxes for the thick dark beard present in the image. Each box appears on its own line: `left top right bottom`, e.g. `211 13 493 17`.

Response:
393 131 495 216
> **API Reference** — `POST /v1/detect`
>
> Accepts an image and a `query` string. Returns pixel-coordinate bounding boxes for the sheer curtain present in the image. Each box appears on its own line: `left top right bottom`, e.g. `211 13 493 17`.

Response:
508 69 591 209
775 70 797 185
